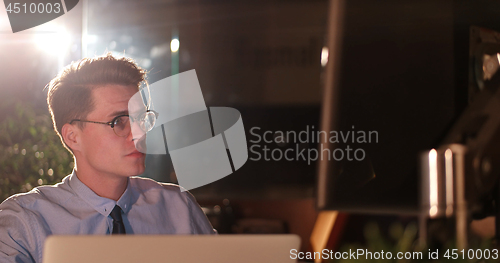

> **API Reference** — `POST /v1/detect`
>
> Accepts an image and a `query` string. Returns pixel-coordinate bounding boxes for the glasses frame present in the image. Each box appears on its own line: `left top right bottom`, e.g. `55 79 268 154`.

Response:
70 109 158 137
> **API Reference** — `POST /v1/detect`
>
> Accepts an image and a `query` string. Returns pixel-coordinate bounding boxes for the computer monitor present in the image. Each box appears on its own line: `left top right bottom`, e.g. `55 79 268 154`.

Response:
316 0 500 214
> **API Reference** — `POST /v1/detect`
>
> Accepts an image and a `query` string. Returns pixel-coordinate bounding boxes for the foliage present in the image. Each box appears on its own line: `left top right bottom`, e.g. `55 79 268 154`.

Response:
0 102 72 202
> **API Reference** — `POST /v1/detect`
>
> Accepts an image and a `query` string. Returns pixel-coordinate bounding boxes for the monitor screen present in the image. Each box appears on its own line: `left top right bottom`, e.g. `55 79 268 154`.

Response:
316 0 500 214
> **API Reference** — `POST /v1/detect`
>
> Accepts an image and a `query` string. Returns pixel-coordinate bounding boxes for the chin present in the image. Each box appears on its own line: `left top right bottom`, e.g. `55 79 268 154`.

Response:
129 165 146 176
125 156 146 176
122 160 146 176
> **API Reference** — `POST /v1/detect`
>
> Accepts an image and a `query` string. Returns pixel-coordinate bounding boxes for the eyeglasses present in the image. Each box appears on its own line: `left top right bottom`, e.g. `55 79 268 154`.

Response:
70 110 158 137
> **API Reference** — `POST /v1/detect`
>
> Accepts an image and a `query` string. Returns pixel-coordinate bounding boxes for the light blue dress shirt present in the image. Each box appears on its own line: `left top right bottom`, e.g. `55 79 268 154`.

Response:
0 171 216 263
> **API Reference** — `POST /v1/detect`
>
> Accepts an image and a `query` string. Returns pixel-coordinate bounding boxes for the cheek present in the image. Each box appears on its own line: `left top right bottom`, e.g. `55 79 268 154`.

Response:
82 130 122 157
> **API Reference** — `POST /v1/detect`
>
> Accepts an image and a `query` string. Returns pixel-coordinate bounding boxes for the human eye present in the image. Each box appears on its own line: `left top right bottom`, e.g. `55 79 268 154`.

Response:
113 115 128 127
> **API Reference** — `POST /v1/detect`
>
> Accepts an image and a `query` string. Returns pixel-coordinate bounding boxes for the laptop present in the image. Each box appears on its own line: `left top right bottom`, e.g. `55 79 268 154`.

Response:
43 234 301 263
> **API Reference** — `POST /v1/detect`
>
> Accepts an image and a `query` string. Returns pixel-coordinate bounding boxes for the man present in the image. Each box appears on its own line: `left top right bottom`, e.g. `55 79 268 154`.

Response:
0 54 216 263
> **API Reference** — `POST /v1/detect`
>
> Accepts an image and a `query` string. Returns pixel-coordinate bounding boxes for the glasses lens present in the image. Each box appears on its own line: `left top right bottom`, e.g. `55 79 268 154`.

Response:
139 111 156 132
113 116 131 137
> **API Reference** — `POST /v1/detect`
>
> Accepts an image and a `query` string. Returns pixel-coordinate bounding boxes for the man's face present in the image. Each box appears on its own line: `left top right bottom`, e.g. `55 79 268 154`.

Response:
76 84 146 178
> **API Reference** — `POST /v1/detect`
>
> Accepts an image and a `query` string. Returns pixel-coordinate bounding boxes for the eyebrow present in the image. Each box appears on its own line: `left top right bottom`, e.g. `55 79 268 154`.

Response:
107 110 128 118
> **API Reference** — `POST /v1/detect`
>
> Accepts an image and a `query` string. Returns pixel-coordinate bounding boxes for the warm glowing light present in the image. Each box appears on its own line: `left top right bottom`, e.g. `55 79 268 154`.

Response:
171 38 180 52
321 47 329 66
429 206 438 217
34 27 71 55
429 149 438 217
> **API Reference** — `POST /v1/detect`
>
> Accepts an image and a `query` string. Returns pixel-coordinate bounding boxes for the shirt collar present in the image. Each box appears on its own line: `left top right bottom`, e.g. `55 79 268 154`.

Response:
116 181 133 214
67 170 133 216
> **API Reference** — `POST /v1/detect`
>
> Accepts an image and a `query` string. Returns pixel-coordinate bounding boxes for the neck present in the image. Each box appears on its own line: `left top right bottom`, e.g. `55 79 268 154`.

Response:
74 165 128 201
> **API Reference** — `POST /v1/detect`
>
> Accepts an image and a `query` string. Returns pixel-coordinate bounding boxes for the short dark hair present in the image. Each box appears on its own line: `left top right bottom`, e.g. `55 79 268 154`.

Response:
46 53 147 152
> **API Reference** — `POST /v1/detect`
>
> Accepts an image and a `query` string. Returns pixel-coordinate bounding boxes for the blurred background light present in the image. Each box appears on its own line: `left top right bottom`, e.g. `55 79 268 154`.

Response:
150 43 170 58
140 58 152 68
170 38 179 52
86 34 98 44
321 47 329 67
33 27 72 55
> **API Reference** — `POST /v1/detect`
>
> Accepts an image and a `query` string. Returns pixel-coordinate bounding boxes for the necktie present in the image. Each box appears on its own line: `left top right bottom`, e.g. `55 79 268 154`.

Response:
110 205 126 234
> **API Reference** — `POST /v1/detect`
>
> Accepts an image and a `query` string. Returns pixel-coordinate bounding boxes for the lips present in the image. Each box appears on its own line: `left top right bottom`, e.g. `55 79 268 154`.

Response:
126 150 145 158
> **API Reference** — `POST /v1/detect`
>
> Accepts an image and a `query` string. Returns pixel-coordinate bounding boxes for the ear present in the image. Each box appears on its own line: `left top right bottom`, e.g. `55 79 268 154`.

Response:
61 123 81 152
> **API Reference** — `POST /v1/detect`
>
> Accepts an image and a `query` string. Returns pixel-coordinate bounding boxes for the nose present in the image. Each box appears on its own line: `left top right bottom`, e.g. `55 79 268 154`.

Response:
129 120 147 153
128 118 145 139
133 135 147 153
